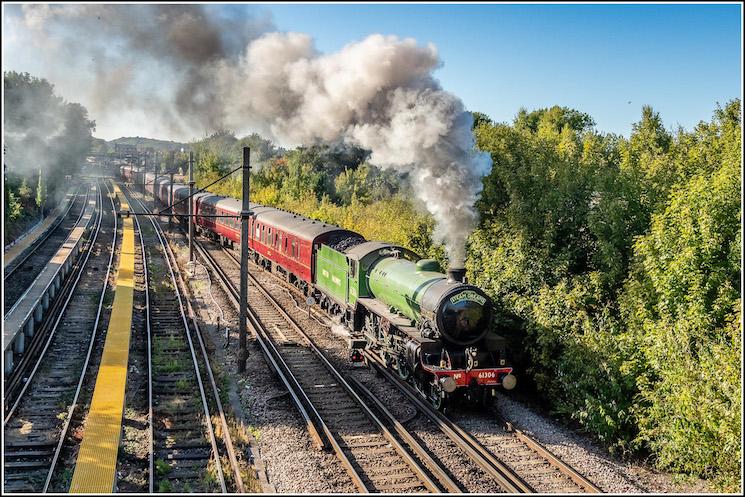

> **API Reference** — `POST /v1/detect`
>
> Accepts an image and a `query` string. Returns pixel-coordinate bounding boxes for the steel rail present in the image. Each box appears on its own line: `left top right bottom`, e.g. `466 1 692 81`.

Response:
192 239 366 492
130 190 155 493
347 376 464 493
41 179 113 493
495 413 603 493
3 181 106 423
4 184 84 282
122 184 227 493
128 190 245 493
364 351 534 493
365 349 603 493
191 239 326 448
4 186 91 319
211 243 445 493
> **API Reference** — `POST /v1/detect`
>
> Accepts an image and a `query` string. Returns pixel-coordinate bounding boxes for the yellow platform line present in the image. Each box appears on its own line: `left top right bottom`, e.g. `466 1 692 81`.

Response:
70 185 134 493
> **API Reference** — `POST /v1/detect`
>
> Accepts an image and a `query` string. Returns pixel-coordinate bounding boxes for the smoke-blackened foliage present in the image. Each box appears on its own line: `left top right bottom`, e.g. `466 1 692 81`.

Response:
4 71 95 241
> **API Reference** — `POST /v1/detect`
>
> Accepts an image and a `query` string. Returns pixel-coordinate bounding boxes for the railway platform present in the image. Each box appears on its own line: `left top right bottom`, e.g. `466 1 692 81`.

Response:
69 184 135 493
3 184 96 376
3 186 78 273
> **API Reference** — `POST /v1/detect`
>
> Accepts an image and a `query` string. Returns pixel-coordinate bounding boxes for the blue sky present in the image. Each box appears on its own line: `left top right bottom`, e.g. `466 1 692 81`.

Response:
255 2 742 135
2 2 741 139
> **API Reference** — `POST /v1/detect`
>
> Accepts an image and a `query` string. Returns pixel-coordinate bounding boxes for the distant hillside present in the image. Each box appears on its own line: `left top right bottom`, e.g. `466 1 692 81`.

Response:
108 136 188 151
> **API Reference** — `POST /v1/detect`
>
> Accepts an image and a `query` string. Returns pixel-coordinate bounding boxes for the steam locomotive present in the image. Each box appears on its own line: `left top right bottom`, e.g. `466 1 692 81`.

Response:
121 166 516 408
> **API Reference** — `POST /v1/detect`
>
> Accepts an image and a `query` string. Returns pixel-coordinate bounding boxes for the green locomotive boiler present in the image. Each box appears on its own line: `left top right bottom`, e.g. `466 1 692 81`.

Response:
313 240 516 409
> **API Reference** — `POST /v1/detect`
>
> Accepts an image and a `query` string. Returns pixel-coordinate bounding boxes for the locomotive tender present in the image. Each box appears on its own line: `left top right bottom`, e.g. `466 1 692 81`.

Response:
122 166 516 408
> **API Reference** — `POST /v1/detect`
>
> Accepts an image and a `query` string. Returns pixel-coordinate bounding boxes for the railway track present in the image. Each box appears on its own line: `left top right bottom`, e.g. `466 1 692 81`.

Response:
123 186 243 493
270 255 602 493
138 185 603 494
213 239 603 494
364 352 603 493
3 179 113 493
4 186 88 314
193 238 454 493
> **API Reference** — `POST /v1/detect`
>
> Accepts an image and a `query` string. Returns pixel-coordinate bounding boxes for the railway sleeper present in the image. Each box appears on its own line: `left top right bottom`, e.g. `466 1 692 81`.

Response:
339 440 392 449
160 450 211 461
4 471 46 480
164 469 206 480
368 471 421 483
157 423 204 431
4 449 55 458
363 463 410 475
520 467 565 476
376 480 428 492
4 460 50 469
164 441 212 450
4 440 57 449
319 404 359 414
513 458 554 466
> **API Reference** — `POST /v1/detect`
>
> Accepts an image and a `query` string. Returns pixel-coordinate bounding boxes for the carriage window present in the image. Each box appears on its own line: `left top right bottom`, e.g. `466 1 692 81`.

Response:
292 240 297 258
284 237 288 253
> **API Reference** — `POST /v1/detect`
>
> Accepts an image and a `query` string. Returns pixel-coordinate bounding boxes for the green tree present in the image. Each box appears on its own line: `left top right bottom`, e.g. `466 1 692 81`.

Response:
18 178 32 204
334 165 371 204
5 187 23 222
472 100 742 486
471 111 493 129
620 104 741 481
36 170 47 219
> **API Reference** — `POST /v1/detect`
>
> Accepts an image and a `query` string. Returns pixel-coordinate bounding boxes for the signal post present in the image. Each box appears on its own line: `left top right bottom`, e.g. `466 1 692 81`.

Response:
238 147 252 372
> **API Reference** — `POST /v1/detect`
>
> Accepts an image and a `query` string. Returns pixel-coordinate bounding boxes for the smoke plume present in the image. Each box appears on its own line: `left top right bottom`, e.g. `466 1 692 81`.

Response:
7 5 491 265
219 32 491 266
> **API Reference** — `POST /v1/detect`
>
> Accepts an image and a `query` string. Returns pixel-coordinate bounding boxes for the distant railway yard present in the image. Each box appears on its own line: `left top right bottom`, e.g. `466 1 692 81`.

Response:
2 165 716 494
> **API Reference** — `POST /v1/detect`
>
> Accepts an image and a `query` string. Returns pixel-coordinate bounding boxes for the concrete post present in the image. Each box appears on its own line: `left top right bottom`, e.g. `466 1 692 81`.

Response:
238 146 252 373
5 350 14 376
24 319 34 338
13 334 25 354
189 151 194 263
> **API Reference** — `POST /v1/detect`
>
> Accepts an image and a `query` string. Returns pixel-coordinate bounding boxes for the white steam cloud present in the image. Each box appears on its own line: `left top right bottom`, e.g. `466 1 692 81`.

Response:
7 6 491 266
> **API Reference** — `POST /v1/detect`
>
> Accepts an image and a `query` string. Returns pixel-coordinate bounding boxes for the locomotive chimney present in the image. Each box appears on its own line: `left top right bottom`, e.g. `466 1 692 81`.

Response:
447 267 466 283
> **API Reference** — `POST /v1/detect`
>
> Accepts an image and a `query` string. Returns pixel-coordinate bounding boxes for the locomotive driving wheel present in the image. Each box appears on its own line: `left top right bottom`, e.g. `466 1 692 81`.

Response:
397 355 411 381
429 381 445 411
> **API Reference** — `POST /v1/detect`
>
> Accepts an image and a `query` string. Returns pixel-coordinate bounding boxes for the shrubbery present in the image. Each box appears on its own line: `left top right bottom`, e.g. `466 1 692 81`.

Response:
187 101 741 488
471 101 741 487
3 71 95 244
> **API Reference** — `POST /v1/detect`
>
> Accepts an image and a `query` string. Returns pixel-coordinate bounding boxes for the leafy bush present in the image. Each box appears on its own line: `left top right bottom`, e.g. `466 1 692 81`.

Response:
189 100 741 486
473 100 741 485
